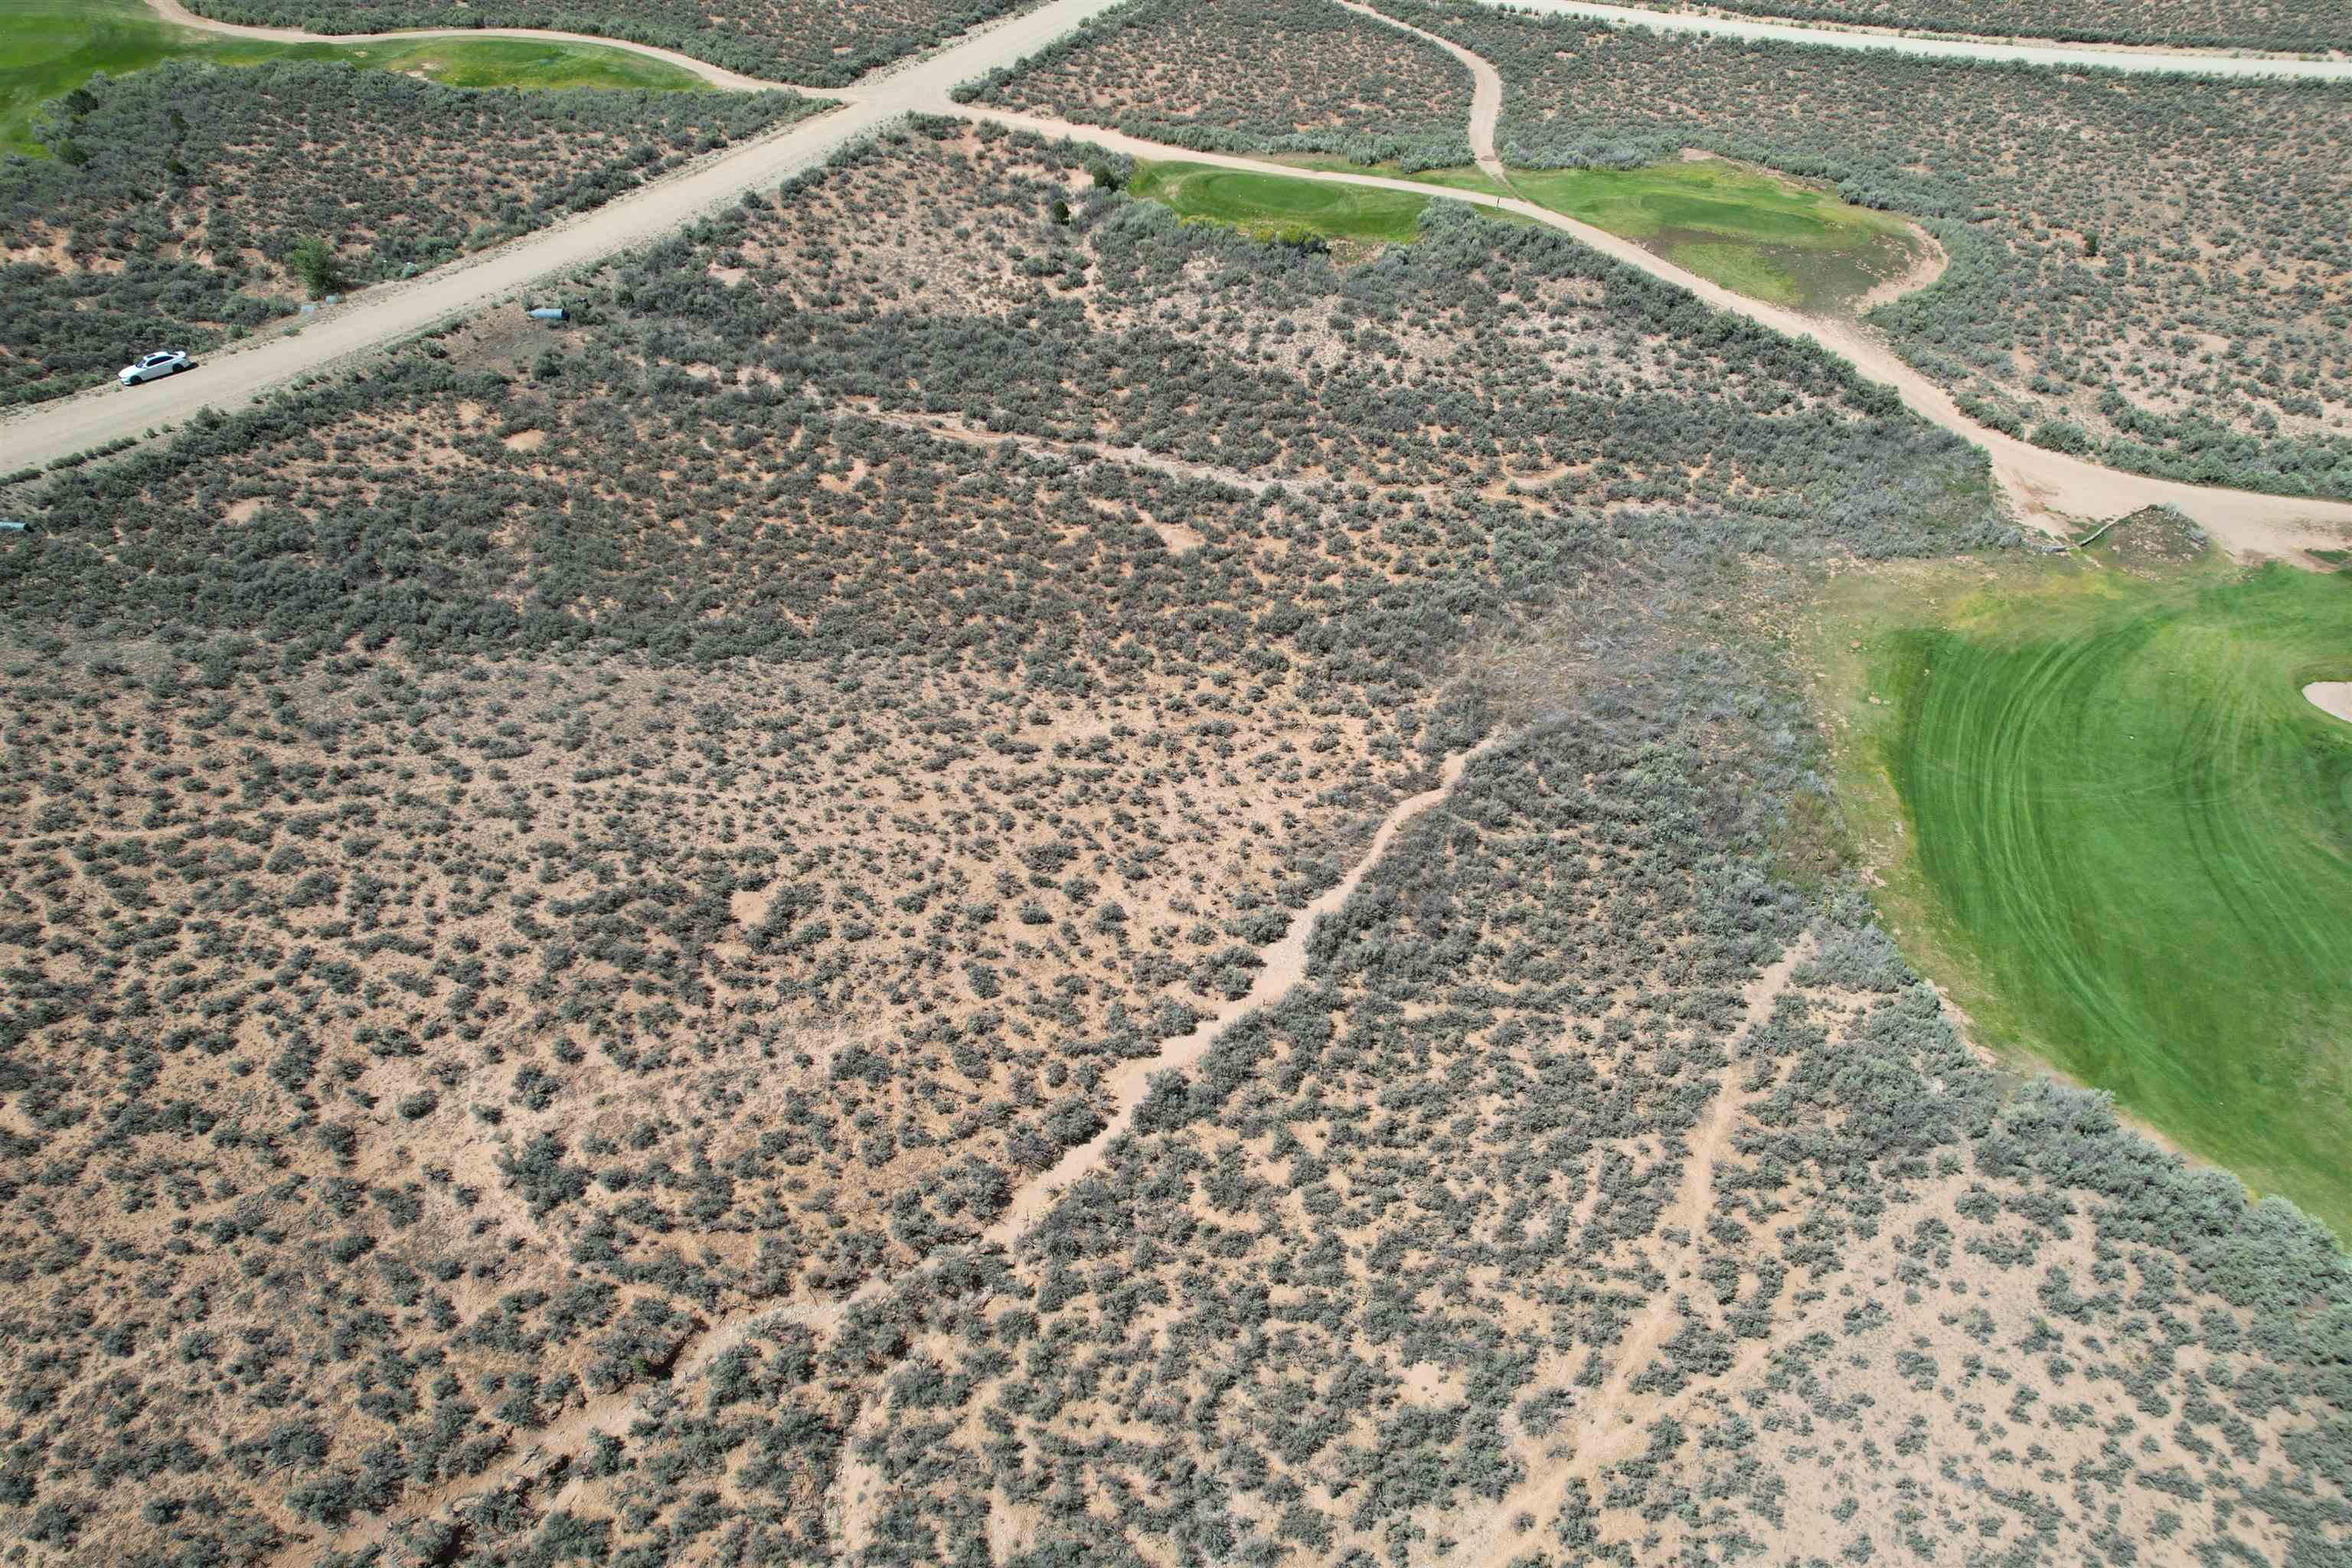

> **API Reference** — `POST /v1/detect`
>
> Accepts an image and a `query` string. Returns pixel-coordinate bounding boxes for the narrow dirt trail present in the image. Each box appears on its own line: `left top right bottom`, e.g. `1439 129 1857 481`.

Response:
822 743 1498 1553
280 740 1495 1564
144 0 836 92
982 740 1493 1245
957 103 2352 560
1449 933 1815 1567
839 403 1285 494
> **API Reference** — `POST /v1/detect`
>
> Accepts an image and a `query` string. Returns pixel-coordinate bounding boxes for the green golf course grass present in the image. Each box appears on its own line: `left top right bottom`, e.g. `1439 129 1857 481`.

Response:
1824 523 2352 1237
1129 160 1431 257
1178 152 1926 309
1511 157 1925 312
2 0 710 155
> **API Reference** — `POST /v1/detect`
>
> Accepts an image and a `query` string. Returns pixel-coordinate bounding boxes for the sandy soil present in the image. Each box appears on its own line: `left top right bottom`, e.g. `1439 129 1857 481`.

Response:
2306 681 2352 723
1851 217 1948 309
1442 933 1817 1566
283 735 1496 1562
842 402 1280 495
982 738 1494 1243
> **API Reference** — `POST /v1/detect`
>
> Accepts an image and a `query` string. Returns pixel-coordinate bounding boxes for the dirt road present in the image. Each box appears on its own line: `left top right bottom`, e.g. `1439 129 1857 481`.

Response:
11 0 2347 550
959 103 2352 557
0 0 1131 474
1459 0 2352 77
1338 0 1511 185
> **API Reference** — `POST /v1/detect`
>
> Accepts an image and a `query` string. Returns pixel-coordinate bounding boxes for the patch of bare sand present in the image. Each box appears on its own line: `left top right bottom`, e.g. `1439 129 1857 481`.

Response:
2305 681 2352 723
1854 220 1949 312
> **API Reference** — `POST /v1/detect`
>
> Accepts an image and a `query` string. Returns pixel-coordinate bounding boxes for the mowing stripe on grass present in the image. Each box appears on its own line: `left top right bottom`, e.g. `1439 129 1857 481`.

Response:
1849 547 2352 1236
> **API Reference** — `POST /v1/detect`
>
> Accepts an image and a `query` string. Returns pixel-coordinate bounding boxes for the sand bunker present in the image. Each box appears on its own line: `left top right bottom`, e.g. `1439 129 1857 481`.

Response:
2303 681 2352 724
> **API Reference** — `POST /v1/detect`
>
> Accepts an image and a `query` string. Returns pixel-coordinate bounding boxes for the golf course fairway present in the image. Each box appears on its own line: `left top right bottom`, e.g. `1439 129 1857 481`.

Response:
1834 531 2352 1237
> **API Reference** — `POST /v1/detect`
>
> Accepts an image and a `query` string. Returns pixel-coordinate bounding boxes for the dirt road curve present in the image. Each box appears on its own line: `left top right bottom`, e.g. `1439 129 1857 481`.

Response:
959 105 2352 557
0 0 1131 474
1338 0 1511 185
145 0 825 91
1463 0 2352 76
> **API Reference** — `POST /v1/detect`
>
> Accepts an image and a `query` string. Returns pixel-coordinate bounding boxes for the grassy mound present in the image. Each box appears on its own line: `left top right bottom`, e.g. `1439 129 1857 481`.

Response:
2 0 709 154
1511 156 1923 312
1828 524 2352 1236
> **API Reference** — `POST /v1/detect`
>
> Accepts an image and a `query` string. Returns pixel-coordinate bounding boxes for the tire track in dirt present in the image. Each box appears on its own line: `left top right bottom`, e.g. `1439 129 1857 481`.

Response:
1457 0 2352 78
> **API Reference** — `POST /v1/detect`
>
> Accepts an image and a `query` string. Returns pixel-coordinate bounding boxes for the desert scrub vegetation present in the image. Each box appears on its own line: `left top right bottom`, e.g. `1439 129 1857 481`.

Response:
0 59 819 408
961 0 1475 169
437 562 2352 1566
1631 0 2352 53
0 122 2024 1559
181 0 1030 84
576 121 2001 548
1374 0 2352 498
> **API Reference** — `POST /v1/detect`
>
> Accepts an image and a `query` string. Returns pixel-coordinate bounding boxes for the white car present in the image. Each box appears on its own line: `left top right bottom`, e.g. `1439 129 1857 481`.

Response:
119 349 191 387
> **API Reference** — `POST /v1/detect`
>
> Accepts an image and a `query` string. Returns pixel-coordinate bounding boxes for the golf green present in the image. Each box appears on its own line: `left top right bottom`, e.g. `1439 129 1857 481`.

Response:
1510 157 1924 312
1851 541 2352 1236
1129 160 1430 252
2 0 710 155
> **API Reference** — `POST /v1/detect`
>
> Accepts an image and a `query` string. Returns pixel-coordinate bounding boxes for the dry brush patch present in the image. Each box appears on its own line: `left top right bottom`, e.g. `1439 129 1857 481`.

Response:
964 0 1476 169
0 127 2027 1562
737 646 2352 1568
